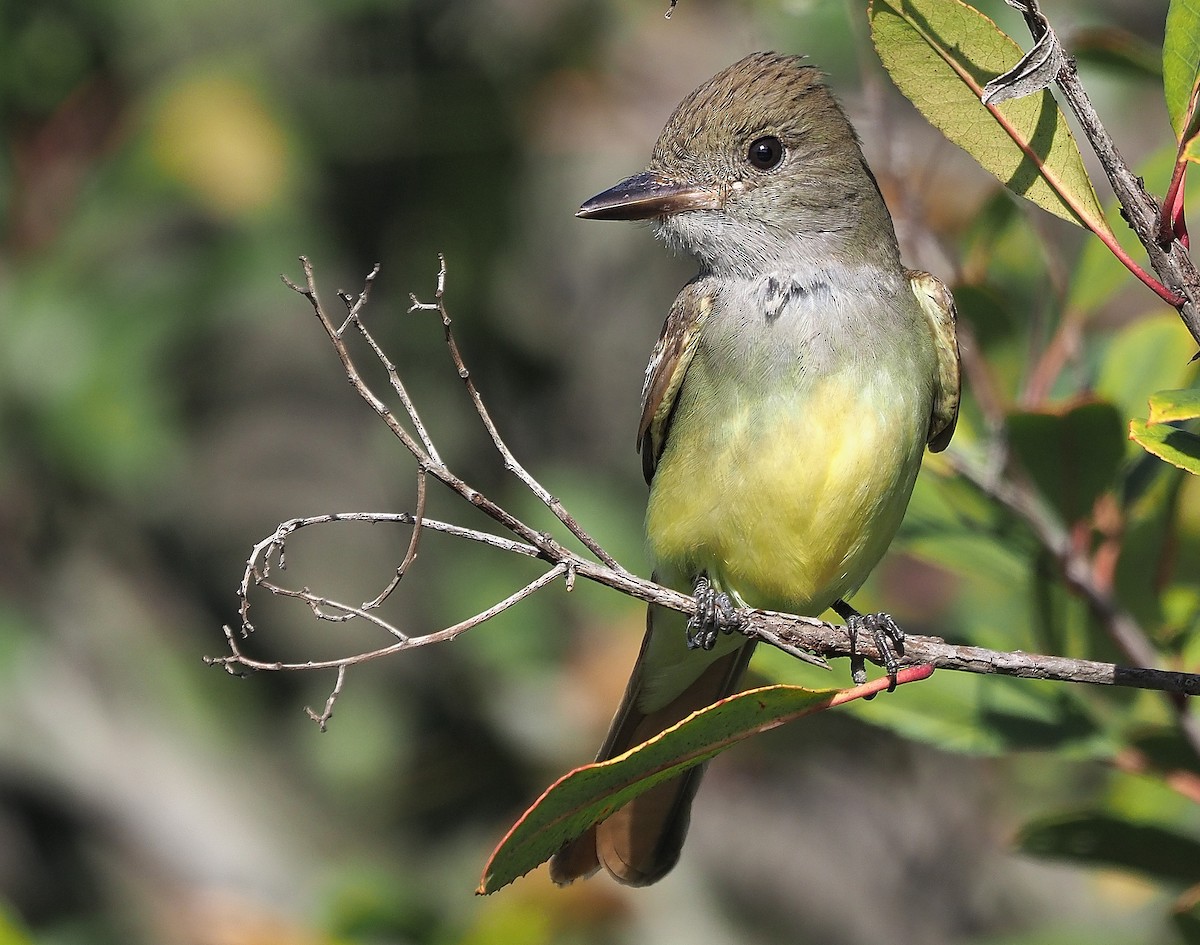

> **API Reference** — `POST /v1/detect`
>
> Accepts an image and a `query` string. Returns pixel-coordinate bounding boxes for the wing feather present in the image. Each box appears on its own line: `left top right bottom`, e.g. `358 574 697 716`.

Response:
638 283 714 482
908 270 961 453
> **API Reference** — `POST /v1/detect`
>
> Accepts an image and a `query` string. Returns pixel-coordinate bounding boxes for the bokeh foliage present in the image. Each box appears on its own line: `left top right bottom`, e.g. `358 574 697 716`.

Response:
2 0 1198 943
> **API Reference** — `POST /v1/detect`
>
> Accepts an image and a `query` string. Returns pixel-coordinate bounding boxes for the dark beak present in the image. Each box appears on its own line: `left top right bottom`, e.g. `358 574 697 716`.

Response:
577 170 723 220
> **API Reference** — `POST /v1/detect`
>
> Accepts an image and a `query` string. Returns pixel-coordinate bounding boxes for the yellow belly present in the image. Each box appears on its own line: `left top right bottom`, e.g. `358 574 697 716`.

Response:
645 369 926 614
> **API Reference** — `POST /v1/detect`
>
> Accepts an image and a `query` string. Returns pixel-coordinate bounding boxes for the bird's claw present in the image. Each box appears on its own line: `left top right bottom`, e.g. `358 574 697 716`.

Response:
686 575 742 650
835 602 904 694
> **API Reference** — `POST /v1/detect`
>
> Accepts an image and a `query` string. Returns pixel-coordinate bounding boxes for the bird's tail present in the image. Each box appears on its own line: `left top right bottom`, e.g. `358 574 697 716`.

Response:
549 603 755 886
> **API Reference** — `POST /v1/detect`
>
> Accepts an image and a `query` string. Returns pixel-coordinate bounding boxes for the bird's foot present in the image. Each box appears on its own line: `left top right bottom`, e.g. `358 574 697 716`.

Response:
833 600 904 692
686 575 743 651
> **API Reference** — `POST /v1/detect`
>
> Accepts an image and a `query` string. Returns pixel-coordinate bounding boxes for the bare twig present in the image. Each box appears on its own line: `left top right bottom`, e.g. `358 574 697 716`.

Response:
341 280 443 466
306 665 345 732
210 559 570 676
364 469 427 610
215 259 1200 731
217 255 637 723
283 258 555 556
210 502 1200 699
415 255 625 572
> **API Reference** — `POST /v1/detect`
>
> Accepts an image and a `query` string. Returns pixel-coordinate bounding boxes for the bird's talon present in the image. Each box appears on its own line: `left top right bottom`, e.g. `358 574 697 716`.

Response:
835 601 905 683
685 617 717 650
688 575 741 651
714 594 741 634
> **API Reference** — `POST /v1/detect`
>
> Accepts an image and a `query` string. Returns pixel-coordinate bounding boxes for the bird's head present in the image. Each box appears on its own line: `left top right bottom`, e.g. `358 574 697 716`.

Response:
578 52 897 276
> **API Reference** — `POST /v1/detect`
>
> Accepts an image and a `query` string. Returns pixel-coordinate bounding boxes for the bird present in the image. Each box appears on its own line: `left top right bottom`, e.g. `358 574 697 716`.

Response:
549 51 960 887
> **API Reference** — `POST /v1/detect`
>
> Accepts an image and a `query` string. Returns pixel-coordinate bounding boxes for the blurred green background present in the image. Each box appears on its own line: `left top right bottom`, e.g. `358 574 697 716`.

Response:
3 0 1199 943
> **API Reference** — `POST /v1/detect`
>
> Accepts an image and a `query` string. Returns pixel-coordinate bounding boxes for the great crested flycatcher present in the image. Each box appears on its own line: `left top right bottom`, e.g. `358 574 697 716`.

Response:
550 52 960 887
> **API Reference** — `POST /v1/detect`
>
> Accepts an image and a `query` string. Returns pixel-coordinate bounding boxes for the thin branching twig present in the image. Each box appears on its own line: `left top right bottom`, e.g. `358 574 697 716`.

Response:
414 257 625 572
208 258 1200 730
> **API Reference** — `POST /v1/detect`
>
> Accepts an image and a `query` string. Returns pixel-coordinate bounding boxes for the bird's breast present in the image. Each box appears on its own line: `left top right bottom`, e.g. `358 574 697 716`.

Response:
644 278 934 615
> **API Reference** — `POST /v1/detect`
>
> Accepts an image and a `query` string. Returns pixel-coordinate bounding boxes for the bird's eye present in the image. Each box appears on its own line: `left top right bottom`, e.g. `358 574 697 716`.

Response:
747 135 785 171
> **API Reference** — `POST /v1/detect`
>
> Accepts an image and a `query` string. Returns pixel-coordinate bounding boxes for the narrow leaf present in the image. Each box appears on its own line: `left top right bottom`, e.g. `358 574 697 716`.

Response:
1018 811 1200 885
1131 728 1200 778
479 667 934 893
869 0 1109 234
1164 0 1200 145
1147 388 1200 423
1130 418 1200 474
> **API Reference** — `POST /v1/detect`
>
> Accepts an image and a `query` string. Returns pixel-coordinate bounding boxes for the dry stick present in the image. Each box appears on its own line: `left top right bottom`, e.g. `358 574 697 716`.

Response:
283 258 558 560
335 280 438 610
1057 65 1200 329
306 665 346 732
211 508 1200 698
216 260 1200 725
289 257 621 571
559 558 1200 697
337 270 444 466
227 509 542 630
413 256 624 573
210 509 550 703
364 468 427 610
213 561 572 675
749 612 1200 697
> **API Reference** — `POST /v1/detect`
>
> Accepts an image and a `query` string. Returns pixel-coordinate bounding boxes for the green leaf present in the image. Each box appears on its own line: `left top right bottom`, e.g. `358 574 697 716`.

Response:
1131 728 1200 777
1130 383 1200 476
1164 0 1200 145
1115 461 1182 627
478 669 933 893
1130 418 1200 474
1018 812 1200 885
1006 400 1125 522
1147 388 1200 423
900 469 1032 589
868 0 1109 232
1096 314 1199 425
1031 547 1102 661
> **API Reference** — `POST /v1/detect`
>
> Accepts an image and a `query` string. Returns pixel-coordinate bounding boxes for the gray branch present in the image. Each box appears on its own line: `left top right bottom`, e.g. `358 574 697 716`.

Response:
212 259 1200 728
